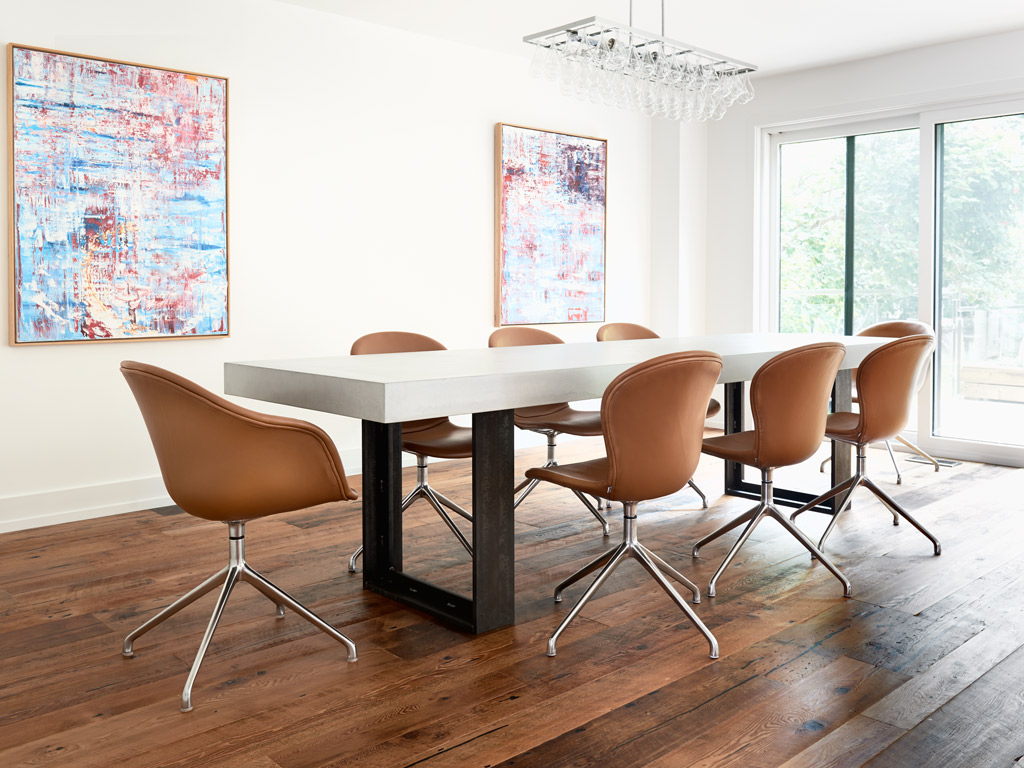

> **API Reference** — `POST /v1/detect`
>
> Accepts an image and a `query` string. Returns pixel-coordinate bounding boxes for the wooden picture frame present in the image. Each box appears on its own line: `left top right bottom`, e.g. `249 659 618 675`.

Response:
494 123 607 326
7 44 229 345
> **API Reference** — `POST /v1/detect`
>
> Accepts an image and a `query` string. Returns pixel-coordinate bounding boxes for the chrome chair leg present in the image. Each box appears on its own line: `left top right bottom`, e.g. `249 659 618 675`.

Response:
242 565 357 659
884 440 903 485
181 566 239 712
571 490 610 536
123 567 228 657
687 480 709 509
704 503 768 598
698 469 852 598
349 456 473 572
636 544 700 601
432 488 474 522
423 486 474 556
766 506 852 597
514 477 541 509
517 431 608 532
895 434 941 471
633 547 718 658
691 504 760 557
862 477 941 554
125 521 357 712
548 544 629 656
789 474 858 522
554 546 619 602
549 502 714 657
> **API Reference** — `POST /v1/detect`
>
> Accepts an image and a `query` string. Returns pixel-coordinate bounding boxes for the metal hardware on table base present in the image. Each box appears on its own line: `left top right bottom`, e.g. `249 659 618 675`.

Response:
122 521 356 713
791 445 942 556
547 501 718 659
692 468 853 599
349 453 473 572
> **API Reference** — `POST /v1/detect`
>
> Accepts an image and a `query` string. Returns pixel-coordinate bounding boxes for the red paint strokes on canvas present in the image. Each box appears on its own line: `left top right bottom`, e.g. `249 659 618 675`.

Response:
499 126 605 325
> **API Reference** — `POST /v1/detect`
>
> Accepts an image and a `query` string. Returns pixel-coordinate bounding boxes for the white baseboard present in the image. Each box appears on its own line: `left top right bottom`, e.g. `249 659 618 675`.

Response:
0 434 599 534
0 476 174 534
0 446 413 534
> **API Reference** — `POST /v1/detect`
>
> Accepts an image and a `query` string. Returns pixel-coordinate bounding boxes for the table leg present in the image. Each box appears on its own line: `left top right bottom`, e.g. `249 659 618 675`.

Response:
471 409 516 632
722 370 853 512
360 410 516 634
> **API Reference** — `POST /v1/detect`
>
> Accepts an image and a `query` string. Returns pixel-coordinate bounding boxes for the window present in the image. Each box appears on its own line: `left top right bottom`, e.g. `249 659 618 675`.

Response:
778 129 919 335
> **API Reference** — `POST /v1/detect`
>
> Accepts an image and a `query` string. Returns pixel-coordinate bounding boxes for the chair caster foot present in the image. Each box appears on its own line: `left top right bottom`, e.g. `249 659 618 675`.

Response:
546 639 557 657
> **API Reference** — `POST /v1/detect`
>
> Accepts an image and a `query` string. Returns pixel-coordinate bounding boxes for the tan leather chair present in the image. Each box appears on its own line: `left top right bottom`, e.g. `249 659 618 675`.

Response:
596 322 721 508
525 351 723 658
347 332 474 572
692 343 852 598
791 335 942 556
119 361 358 712
820 320 939 483
488 327 610 535
854 321 941 482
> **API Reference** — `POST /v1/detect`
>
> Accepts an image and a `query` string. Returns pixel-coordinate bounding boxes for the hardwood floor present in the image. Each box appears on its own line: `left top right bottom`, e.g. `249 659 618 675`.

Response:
1 437 1023 767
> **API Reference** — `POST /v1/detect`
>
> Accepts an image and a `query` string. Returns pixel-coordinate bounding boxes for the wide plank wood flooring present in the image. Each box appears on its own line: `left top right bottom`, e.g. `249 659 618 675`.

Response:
1 436 1023 767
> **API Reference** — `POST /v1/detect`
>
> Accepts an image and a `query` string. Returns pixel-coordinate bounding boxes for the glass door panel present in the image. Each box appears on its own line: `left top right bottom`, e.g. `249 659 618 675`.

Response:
779 138 847 333
853 130 920 328
935 114 1024 448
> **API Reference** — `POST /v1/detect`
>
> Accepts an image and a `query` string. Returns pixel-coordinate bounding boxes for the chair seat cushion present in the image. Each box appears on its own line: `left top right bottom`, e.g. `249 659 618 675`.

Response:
401 420 473 459
706 398 722 419
525 457 609 498
824 411 861 443
514 405 602 436
701 431 757 466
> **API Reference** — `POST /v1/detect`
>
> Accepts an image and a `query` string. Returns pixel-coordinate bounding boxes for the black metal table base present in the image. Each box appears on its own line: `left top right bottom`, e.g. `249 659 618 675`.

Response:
361 409 515 634
722 370 852 514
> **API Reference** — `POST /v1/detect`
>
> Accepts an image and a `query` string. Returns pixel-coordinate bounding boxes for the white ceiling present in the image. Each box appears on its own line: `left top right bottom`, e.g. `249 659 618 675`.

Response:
276 0 1024 75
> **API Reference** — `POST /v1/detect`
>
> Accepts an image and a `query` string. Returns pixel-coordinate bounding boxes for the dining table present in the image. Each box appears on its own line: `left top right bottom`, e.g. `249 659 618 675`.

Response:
224 332 889 634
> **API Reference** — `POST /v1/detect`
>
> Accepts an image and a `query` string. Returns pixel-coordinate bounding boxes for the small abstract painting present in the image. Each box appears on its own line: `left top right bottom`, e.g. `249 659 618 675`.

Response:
8 45 228 344
495 123 606 326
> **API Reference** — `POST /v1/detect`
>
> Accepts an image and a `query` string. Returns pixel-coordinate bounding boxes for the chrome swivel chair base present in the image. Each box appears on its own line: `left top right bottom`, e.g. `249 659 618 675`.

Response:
122 521 357 713
820 435 940 486
691 468 853 599
514 431 610 535
547 501 718 659
349 454 473 572
793 445 942 556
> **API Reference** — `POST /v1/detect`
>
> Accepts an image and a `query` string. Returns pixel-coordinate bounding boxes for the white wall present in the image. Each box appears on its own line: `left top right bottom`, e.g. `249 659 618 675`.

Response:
705 27 1024 335
0 0 657 531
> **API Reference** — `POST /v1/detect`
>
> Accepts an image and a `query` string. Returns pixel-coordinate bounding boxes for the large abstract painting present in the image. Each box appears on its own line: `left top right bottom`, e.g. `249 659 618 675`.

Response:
495 123 606 326
8 45 228 344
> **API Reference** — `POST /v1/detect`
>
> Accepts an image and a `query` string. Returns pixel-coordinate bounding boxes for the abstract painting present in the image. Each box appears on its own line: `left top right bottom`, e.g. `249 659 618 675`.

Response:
8 45 228 344
495 123 606 326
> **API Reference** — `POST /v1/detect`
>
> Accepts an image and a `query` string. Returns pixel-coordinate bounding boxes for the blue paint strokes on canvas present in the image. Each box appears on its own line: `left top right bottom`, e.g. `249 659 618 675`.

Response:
11 47 228 342
499 126 606 325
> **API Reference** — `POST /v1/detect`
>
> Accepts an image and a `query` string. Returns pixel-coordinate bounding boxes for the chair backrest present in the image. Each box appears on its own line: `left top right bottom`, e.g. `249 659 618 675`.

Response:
596 323 660 341
855 320 935 393
487 327 568 417
602 351 722 502
121 361 356 522
750 342 846 469
857 320 933 339
854 334 935 444
351 331 446 355
350 331 449 433
487 327 564 347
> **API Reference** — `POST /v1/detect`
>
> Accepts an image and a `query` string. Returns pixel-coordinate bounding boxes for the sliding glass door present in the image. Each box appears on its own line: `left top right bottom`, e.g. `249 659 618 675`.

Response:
772 108 1024 464
777 127 919 336
928 109 1024 455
